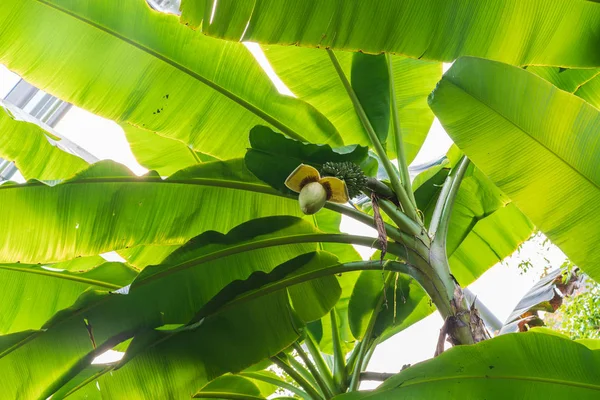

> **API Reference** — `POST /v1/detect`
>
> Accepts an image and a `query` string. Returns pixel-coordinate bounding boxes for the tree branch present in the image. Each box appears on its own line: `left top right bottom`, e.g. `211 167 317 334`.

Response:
359 372 396 382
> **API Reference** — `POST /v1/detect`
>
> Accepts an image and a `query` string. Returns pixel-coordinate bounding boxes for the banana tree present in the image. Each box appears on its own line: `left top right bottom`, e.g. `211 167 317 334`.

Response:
0 0 599 398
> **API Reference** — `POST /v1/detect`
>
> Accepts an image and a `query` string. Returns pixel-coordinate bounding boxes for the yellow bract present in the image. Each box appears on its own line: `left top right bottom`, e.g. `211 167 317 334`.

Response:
285 164 349 204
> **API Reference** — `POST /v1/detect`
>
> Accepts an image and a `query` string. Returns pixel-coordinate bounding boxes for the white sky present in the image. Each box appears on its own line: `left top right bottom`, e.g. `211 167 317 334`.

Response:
0 48 568 381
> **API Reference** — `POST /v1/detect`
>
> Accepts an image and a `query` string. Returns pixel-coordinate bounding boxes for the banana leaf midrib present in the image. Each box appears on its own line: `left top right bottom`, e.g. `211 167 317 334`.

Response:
0 264 121 289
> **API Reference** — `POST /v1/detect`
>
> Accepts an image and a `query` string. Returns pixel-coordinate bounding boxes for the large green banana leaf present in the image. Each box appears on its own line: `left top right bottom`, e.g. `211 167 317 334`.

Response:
0 260 137 335
0 104 89 180
50 292 303 399
181 0 600 67
0 159 302 263
0 217 341 399
0 0 342 161
340 332 600 399
47 251 341 398
430 57 600 283
262 47 440 162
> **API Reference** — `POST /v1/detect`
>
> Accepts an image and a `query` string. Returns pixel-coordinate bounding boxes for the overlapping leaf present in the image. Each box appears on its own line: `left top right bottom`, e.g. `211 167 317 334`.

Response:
0 103 89 180
1 217 341 398
0 0 342 161
261 47 440 162
0 159 301 263
430 57 600 282
0 260 137 334
182 0 600 67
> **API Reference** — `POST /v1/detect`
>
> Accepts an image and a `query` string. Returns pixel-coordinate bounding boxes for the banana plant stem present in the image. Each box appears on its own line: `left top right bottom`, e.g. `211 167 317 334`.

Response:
348 272 395 391
387 54 416 207
377 198 422 237
271 355 323 400
330 310 348 392
429 156 470 244
288 354 325 397
304 334 337 394
326 49 417 222
293 342 336 398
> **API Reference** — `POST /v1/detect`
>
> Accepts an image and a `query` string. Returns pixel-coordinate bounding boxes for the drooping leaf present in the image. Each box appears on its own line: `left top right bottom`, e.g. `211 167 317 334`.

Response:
1 218 336 399
351 332 600 399
0 0 342 161
182 0 600 67
430 57 600 282
0 103 89 180
0 261 137 334
245 126 371 194
0 159 301 263
69 292 302 400
262 47 440 162
501 268 581 334
52 251 341 399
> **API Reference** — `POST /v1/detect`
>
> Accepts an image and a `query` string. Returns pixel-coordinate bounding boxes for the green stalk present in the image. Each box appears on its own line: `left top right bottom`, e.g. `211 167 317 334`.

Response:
434 156 471 248
345 343 360 379
239 372 310 399
387 54 416 207
293 342 335 398
348 339 369 392
324 202 408 245
348 273 394 391
429 156 470 243
271 355 323 400
304 334 337 395
326 49 418 222
330 310 348 392
288 355 325 397
377 198 422 237
428 156 470 298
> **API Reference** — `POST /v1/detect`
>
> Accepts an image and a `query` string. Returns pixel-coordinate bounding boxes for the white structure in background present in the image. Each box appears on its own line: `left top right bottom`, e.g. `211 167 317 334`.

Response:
0 79 98 183
147 0 181 14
